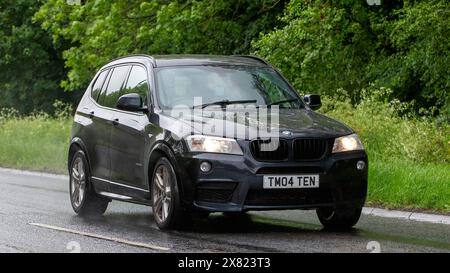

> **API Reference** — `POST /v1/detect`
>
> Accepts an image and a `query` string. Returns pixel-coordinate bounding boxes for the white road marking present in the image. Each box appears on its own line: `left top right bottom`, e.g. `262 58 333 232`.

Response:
0 167 67 180
29 223 170 251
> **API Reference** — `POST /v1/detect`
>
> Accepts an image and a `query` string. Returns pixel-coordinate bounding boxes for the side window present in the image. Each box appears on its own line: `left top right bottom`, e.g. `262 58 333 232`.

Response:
99 65 130 108
123 66 149 104
91 70 109 102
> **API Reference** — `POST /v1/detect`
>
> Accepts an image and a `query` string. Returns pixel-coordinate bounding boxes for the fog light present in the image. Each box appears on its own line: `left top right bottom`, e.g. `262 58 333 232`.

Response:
200 162 212 173
357 160 366 171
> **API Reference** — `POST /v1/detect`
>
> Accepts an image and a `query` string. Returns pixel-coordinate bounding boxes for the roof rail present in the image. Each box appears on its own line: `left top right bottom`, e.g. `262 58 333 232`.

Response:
108 54 156 67
232 55 269 65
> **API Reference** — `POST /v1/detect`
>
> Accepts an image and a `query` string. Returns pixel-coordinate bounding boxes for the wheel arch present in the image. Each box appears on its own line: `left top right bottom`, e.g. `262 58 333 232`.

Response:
147 141 184 198
68 138 91 173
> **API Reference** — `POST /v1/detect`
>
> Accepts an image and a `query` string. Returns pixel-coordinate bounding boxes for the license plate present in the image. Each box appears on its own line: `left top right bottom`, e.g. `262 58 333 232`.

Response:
263 175 320 189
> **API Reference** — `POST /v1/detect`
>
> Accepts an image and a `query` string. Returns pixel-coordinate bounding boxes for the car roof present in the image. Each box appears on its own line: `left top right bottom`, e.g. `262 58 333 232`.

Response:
104 54 269 69
153 55 269 67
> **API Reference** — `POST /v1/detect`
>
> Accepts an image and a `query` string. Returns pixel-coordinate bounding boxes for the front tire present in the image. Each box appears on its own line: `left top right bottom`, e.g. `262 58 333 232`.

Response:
151 157 188 230
69 150 109 216
316 206 362 231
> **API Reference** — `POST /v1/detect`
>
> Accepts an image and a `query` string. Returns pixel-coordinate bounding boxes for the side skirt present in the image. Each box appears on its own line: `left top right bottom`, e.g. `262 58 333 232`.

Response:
91 176 151 206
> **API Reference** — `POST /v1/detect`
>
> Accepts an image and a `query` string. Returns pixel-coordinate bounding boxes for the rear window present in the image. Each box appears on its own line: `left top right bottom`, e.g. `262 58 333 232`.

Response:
91 70 109 101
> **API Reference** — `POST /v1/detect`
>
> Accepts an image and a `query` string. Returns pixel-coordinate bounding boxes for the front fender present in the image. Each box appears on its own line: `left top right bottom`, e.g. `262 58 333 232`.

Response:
147 141 186 203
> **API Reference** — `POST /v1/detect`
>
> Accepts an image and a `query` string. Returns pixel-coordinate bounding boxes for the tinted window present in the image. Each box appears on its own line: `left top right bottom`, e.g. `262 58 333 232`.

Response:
124 66 149 103
91 70 109 101
99 66 130 108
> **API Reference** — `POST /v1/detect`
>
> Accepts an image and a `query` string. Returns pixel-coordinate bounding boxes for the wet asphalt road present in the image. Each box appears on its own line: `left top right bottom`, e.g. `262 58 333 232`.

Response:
0 168 449 253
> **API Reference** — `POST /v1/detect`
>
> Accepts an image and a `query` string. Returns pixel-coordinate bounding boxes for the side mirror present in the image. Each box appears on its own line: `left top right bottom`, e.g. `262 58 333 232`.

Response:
304 94 322 110
116 93 147 112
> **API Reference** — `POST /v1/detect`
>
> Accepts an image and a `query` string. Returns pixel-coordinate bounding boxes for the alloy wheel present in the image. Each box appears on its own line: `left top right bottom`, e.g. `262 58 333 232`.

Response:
153 165 173 223
71 157 86 208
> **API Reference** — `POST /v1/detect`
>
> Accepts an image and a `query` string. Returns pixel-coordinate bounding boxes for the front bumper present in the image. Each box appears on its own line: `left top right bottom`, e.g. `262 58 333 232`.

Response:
175 150 368 212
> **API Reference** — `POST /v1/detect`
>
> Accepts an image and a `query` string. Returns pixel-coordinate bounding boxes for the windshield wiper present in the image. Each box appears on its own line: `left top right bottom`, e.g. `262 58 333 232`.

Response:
195 99 257 109
266 98 300 107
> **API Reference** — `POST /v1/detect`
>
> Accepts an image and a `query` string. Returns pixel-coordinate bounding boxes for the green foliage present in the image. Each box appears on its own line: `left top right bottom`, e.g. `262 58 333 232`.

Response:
1 0 449 117
34 0 287 91
320 86 450 164
0 0 72 114
320 87 450 212
52 100 74 119
370 0 450 116
253 0 450 116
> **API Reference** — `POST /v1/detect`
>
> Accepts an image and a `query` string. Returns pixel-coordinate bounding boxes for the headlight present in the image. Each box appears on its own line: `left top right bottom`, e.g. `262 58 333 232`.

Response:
332 134 364 153
186 135 243 155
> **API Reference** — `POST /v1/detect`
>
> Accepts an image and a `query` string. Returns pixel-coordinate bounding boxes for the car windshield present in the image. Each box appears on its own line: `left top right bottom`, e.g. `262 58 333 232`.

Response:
155 65 304 109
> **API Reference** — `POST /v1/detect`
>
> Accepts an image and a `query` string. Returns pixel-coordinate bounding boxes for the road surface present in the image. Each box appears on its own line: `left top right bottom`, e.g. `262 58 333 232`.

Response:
0 168 449 253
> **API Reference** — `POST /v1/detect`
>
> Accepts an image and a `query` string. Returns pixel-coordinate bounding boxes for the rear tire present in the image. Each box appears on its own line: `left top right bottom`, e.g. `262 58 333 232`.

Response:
151 157 189 230
316 206 362 231
69 150 109 216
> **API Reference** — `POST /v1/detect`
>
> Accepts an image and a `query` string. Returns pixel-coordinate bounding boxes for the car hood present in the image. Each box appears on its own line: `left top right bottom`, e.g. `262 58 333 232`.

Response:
159 108 353 139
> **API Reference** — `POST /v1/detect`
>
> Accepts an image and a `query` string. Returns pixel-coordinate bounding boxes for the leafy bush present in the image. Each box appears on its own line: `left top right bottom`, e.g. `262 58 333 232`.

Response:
53 100 74 120
320 87 449 212
0 0 73 114
321 86 450 164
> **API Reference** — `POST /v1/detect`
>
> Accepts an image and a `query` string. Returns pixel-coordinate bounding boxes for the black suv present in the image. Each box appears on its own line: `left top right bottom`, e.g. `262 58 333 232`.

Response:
69 55 368 230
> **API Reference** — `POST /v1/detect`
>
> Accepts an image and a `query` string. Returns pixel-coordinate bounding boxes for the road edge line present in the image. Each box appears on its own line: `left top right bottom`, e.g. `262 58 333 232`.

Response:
29 223 170 251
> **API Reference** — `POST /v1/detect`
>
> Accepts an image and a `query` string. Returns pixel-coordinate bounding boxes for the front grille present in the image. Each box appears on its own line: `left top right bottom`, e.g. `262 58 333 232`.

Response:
250 139 288 161
244 189 333 206
249 138 330 162
195 182 237 203
293 139 328 160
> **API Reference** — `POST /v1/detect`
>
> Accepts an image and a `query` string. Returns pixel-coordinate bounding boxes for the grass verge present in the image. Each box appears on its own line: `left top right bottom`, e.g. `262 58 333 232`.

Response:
368 160 449 213
0 116 70 173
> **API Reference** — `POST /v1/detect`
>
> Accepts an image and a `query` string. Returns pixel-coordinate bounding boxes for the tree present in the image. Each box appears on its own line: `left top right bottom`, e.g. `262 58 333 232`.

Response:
0 0 70 114
253 0 450 115
35 0 287 91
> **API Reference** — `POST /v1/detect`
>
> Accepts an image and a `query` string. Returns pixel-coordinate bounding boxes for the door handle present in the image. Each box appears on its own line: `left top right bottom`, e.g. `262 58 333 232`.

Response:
112 118 119 126
88 111 95 119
